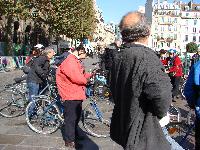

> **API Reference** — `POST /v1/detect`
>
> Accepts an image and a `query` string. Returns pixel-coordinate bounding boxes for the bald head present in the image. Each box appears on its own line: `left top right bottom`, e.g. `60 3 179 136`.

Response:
119 12 141 29
119 11 151 43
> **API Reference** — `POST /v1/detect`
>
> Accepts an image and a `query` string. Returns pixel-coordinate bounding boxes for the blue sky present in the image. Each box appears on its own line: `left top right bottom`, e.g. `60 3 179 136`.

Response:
96 0 200 24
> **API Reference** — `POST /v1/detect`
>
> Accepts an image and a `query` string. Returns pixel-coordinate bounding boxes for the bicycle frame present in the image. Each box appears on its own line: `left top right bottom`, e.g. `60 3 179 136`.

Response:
88 98 103 121
33 97 63 121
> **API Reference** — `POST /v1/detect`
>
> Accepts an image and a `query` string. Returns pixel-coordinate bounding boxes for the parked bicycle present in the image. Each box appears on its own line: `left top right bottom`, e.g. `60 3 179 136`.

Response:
25 73 113 137
0 72 57 118
166 105 195 148
0 75 27 117
90 62 111 101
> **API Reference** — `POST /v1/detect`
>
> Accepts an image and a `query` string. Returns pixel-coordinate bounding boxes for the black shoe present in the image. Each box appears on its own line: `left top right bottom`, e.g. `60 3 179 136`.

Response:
172 99 176 102
75 143 83 149
65 141 75 148
76 135 85 141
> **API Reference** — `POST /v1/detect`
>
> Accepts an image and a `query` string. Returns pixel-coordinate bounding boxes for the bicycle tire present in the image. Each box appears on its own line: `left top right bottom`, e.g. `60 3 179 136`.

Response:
25 98 61 134
180 81 186 99
0 88 26 118
82 103 110 138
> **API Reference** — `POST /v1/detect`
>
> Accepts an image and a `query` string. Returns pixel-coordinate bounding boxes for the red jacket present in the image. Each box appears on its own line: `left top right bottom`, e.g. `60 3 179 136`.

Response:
56 54 91 101
168 56 183 77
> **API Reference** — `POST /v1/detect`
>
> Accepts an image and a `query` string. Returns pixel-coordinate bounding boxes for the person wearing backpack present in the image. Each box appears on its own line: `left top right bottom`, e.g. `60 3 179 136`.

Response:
184 60 200 150
56 44 91 149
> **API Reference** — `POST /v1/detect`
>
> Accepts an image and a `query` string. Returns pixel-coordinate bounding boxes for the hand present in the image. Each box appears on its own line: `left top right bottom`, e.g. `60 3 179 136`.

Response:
87 78 91 83
165 70 169 74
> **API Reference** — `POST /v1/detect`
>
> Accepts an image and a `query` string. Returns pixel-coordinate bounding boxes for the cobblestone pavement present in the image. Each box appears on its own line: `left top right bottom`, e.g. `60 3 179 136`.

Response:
0 58 123 150
0 57 196 150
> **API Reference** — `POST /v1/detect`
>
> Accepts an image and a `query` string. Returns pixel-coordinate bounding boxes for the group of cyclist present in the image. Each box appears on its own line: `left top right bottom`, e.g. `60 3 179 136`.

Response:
158 49 183 102
157 47 200 149
24 43 90 149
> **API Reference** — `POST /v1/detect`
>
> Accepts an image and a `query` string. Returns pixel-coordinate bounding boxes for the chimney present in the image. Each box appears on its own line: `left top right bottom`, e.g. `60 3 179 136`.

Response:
188 0 193 9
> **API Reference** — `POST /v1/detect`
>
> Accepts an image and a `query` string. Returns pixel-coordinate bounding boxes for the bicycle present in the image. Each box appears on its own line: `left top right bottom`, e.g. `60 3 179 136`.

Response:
166 105 195 148
0 73 57 118
0 75 28 117
90 62 111 101
25 76 113 137
179 75 187 100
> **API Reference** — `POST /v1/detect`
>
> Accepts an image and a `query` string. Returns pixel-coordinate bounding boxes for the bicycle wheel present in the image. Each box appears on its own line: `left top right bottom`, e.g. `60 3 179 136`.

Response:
180 81 186 99
0 88 26 117
25 98 61 134
82 103 110 138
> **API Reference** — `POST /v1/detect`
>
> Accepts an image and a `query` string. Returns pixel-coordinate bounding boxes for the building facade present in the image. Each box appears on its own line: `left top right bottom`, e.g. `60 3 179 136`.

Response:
147 0 200 53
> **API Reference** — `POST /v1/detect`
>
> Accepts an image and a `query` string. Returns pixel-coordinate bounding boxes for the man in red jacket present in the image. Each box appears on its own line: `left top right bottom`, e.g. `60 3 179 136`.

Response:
166 49 183 102
56 44 91 148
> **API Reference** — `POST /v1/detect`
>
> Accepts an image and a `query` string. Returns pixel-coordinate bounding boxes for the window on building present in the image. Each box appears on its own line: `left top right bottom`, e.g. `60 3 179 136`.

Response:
161 33 164 38
162 17 164 23
185 6 189 11
193 36 196 42
168 18 170 23
186 13 189 16
193 28 197 33
175 43 176 47
186 20 188 25
161 42 163 47
174 34 177 40
185 27 188 32
174 18 177 23
174 26 177 31
168 25 171 31
185 35 188 41
194 20 197 25
199 36 200 42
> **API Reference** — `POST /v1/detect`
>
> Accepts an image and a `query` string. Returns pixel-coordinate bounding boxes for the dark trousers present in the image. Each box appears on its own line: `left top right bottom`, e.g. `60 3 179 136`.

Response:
195 117 200 150
170 76 181 98
63 100 82 142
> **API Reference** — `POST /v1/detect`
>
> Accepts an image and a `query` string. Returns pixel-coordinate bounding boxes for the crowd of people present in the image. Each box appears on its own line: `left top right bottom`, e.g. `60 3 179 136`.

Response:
21 10 200 150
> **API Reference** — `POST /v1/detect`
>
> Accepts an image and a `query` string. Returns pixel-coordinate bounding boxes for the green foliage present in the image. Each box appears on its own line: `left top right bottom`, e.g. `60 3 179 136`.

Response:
30 0 96 39
186 42 198 53
0 0 96 55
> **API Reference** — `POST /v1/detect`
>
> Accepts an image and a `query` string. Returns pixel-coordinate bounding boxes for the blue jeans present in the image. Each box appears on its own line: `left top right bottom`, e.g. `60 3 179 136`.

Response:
27 82 39 102
162 127 184 150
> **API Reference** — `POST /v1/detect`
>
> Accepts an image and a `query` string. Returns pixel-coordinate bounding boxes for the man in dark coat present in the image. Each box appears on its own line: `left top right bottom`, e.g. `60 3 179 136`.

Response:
110 11 172 150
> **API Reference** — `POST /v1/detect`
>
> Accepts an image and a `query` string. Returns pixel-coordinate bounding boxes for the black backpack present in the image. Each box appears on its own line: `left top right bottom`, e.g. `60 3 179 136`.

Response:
54 52 70 66
22 57 35 74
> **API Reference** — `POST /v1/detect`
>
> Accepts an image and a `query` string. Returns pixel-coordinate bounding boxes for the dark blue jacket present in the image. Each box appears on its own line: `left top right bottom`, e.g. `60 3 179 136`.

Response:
184 60 200 107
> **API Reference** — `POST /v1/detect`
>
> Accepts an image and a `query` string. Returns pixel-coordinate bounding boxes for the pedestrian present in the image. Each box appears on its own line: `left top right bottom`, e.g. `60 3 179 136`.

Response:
56 44 91 149
165 49 183 102
159 49 168 66
25 44 44 64
26 46 55 102
110 11 172 150
184 60 200 150
191 48 200 67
